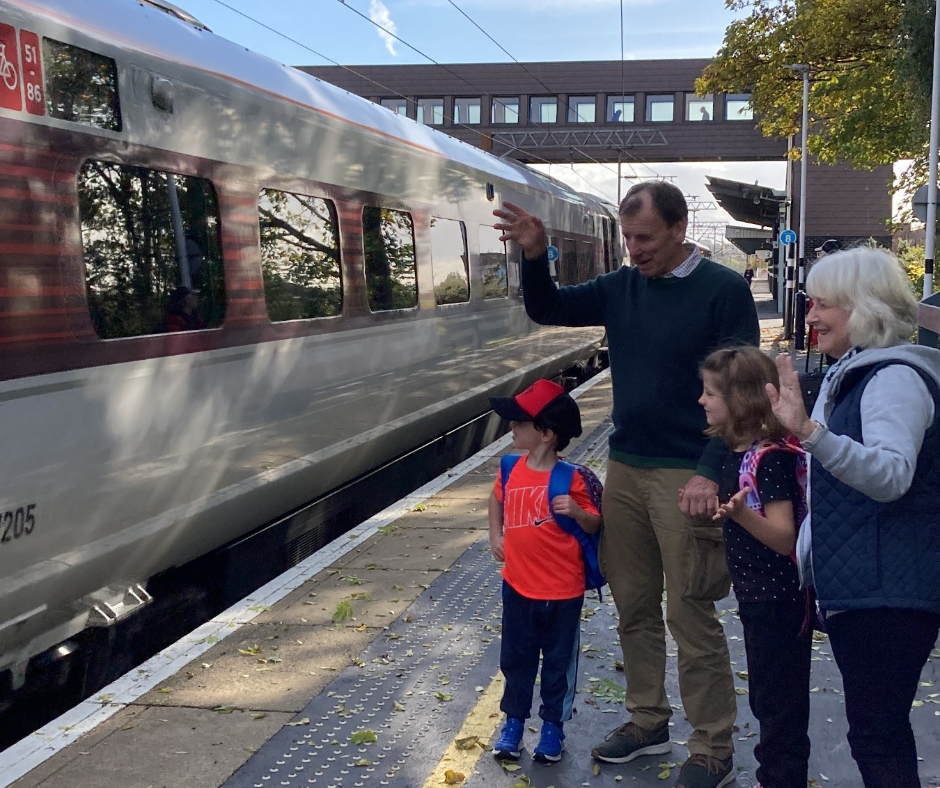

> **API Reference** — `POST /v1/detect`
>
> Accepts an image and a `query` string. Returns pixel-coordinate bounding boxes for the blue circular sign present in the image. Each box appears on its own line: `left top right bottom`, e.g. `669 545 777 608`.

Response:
546 245 559 263
780 229 797 245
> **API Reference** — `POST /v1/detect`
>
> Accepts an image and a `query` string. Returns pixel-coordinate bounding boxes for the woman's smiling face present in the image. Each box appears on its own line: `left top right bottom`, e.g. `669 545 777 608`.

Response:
807 297 852 358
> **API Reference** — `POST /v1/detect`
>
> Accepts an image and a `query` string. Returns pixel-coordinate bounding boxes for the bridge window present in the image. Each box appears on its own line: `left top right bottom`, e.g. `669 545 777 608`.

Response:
529 96 557 124
568 96 596 124
258 189 342 322
43 38 122 131
380 98 408 116
645 94 675 123
417 98 444 126
726 94 754 121
78 161 224 338
430 218 469 305
606 95 635 123
454 97 481 125
479 226 509 299
686 93 713 122
492 97 519 124
362 207 417 312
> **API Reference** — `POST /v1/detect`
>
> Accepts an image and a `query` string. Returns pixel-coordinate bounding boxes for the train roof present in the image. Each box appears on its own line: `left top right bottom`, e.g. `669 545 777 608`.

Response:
14 0 585 204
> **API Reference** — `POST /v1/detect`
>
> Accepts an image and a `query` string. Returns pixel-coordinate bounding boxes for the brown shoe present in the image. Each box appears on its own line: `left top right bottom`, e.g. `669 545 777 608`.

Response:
590 721 671 764
674 753 735 788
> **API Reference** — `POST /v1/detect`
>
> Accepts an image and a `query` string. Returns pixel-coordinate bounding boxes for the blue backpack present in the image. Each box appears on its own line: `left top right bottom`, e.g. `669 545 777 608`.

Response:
500 454 606 599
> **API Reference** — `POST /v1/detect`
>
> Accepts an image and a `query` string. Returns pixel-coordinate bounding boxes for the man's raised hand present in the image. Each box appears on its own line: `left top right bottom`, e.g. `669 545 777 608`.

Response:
493 201 547 260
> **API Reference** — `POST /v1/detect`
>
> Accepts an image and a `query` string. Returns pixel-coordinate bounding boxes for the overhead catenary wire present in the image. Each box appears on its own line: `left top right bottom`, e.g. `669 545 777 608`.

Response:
206 0 619 202
442 0 668 182
203 4 530 156
337 0 641 186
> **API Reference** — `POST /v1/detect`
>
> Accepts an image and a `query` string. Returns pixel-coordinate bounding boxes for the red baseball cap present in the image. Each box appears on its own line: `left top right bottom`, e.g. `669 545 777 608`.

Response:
489 379 582 437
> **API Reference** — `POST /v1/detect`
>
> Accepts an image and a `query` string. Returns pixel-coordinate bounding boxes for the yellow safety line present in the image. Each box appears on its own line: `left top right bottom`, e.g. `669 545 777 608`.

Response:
421 672 505 788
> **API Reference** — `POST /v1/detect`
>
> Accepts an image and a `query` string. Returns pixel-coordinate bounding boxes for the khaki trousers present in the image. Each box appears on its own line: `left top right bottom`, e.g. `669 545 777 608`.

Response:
599 460 736 759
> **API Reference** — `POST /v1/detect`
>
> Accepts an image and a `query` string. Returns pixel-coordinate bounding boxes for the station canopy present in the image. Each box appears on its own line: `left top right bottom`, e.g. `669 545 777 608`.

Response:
706 175 785 255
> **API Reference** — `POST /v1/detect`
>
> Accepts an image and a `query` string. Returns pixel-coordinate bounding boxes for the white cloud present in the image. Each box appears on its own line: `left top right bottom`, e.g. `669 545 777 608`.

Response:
369 0 399 56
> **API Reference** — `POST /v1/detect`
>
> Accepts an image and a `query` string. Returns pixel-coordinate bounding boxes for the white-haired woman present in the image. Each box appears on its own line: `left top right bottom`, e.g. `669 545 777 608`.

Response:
767 247 940 788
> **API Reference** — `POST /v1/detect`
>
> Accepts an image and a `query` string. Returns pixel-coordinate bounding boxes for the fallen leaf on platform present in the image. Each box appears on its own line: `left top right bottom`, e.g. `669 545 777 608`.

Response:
286 717 310 726
332 601 354 622
443 769 465 784
454 736 481 751
351 729 377 745
592 763 601 776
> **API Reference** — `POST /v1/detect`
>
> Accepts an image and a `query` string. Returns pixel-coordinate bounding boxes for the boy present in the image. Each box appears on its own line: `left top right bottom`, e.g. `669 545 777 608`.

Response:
488 379 602 764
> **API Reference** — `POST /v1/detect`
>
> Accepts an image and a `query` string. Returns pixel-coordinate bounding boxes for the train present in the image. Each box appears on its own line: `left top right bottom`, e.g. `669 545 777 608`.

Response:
0 0 619 701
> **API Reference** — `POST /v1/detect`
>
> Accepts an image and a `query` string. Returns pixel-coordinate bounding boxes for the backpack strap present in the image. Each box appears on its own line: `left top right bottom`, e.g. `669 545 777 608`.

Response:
547 459 576 508
548 460 606 599
739 437 807 523
500 454 523 503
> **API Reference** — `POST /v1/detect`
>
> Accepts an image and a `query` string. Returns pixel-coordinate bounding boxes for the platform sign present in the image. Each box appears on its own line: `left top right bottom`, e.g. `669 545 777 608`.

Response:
780 229 797 245
912 184 935 223
546 245 559 263
18 29 43 115
0 23 23 111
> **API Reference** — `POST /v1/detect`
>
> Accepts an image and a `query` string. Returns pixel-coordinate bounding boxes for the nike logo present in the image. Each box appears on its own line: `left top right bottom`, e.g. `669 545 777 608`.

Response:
533 516 552 527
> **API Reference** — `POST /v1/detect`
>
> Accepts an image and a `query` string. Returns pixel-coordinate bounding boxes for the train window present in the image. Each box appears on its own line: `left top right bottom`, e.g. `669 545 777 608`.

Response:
454 98 481 125
417 98 444 126
645 94 675 123
430 218 469 305
362 207 417 311
529 96 557 124
42 38 121 131
380 98 407 116
491 97 519 124
579 241 596 281
568 96 596 124
258 189 342 322
479 226 509 299
560 239 578 285
606 95 635 123
726 93 754 121
78 161 224 338
686 93 714 122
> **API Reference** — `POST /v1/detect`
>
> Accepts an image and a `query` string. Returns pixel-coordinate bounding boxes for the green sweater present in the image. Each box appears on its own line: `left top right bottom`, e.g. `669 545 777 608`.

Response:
522 252 759 478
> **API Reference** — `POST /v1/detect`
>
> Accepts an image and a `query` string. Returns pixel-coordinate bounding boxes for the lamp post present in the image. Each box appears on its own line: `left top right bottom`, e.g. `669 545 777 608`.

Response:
925 5 940 298
785 63 810 350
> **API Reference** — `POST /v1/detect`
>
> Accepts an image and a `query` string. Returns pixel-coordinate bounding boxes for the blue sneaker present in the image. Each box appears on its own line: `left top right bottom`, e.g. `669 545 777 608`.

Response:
533 720 565 764
493 717 524 760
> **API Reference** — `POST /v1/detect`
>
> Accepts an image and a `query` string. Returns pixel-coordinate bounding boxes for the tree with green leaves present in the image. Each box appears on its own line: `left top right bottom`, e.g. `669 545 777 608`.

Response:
697 0 934 181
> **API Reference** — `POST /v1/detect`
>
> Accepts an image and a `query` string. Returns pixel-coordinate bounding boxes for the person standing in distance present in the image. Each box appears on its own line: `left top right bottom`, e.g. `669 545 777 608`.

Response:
494 181 759 788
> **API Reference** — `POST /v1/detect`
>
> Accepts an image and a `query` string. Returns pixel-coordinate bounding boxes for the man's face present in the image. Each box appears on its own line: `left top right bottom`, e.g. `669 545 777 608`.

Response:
620 192 688 278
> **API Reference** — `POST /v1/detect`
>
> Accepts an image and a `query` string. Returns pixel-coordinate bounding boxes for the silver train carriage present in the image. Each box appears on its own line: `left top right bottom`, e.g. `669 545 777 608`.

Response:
0 0 619 686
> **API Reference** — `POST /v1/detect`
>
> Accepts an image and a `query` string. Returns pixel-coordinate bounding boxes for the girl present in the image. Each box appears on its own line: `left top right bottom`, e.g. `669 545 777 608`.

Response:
698 346 811 788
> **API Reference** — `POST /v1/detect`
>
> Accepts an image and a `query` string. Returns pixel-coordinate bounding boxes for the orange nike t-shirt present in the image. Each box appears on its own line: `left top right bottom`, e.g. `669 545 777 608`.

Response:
494 458 600 601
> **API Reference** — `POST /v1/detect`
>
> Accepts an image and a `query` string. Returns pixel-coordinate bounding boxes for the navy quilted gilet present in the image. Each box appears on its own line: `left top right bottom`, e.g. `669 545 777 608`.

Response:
811 361 940 614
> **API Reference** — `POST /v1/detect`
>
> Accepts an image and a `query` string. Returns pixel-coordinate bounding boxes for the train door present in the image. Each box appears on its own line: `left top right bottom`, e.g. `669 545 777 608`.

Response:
561 239 577 285
602 219 613 273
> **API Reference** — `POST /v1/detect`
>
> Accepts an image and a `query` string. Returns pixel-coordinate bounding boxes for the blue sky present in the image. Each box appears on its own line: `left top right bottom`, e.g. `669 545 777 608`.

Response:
183 0 743 68
180 0 787 237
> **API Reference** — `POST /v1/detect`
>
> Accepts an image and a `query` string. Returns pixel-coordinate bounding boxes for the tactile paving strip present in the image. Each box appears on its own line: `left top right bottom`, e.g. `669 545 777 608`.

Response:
223 419 613 788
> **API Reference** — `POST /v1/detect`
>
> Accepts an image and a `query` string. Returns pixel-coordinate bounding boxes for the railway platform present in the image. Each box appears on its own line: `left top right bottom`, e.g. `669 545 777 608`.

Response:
4 287 940 788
